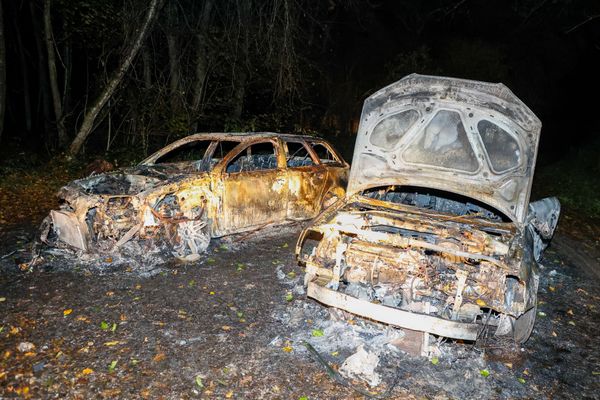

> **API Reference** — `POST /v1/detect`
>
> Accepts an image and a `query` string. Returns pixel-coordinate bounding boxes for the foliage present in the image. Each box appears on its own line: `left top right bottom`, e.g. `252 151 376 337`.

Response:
533 139 600 218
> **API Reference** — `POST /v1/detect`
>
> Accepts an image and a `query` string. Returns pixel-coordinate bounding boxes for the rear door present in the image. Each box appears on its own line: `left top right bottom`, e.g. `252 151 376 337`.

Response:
217 140 289 234
284 140 325 220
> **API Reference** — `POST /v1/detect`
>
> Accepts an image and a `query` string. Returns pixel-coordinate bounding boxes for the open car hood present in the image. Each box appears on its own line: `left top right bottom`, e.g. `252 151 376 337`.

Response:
348 74 541 224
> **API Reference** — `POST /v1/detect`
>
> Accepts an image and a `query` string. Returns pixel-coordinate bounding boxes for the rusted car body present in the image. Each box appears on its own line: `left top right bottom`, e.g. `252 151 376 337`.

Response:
296 74 560 344
42 133 348 259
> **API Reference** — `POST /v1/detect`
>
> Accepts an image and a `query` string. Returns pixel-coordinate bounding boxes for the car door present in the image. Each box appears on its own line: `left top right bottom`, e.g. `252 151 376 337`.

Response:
216 139 289 235
284 140 326 220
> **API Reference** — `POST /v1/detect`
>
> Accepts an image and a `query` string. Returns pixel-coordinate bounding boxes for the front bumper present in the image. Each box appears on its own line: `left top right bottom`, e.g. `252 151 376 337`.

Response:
307 282 480 341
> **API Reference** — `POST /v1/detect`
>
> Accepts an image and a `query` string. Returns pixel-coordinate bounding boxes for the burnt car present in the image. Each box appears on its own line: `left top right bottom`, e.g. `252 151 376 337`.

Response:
42 133 348 260
296 74 560 344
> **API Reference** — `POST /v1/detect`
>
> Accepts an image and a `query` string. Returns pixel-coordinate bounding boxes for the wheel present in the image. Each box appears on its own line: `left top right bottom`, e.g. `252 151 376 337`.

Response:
513 304 537 343
494 304 537 344
173 219 210 261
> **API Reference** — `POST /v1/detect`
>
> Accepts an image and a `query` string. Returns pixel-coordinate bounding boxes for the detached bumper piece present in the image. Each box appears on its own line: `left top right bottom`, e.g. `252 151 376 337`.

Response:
307 282 480 341
50 210 89 251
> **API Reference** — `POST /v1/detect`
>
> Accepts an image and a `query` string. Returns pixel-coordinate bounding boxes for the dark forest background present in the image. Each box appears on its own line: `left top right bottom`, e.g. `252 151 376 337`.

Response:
0 0 599 215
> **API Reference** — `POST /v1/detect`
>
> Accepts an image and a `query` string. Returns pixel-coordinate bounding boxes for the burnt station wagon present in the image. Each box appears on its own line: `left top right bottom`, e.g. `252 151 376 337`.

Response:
42 133 349 260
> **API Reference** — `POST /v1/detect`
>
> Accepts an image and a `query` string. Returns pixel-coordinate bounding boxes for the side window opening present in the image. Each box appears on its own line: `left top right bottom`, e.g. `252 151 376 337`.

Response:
311 142 340 164
286 142 315 168
212 140 241 169
226 141 278 173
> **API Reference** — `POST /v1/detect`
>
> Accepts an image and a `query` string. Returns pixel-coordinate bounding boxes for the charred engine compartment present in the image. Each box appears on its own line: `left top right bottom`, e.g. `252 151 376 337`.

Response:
299 186 526 330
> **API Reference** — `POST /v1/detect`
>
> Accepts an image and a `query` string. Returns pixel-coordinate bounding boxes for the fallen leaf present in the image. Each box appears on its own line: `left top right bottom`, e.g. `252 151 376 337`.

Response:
537 311 547 317
82 368 94 375
311 329 324 337
287 271 296 278
568 321 576 326
195 375 204 388
282 243 289 248
225 390 234 398
111 323 117 332
282 346 293 353
63 309 73 317
430 356 439 365
100 321 109 330
108 360 117 372
153 352 166 362
552 331 557 337
567 309 574 316
104 341 120 346
299 396 309 400
0 297 6 302
285 293 293 302
480 369 490 378
222 325 232 331
548 286 555 292
517 377 526 384
476 299 486 307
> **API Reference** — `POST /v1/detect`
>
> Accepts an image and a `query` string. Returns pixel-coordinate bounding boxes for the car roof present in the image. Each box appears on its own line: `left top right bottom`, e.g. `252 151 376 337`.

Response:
177 132 325 142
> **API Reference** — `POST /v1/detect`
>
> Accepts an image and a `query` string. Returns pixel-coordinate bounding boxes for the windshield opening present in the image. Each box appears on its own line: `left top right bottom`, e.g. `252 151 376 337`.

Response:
151 139 241 173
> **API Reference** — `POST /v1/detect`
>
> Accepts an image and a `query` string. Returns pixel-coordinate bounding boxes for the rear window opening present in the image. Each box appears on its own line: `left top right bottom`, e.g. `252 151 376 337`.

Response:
360 185 510 222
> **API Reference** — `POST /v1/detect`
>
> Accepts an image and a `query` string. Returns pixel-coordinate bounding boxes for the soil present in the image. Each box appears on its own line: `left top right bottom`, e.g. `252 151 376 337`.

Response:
0 206 599 399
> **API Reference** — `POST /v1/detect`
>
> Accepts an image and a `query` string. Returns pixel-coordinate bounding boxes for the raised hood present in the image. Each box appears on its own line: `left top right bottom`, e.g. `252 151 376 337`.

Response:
348 74 541 224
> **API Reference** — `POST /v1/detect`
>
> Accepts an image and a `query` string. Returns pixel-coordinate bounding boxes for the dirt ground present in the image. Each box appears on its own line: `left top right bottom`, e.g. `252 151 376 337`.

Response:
1 203 599 399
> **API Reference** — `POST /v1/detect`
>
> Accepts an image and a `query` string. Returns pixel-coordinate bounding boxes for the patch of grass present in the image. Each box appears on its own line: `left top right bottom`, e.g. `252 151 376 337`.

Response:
533 139 600 219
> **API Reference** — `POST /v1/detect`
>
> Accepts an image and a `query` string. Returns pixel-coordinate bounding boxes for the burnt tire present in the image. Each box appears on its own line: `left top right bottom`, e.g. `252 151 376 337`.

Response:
173 219 210 261
513 304 537 344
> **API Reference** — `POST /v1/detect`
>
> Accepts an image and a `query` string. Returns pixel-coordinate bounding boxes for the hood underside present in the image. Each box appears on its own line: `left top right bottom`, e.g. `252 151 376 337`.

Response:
348 74 542 224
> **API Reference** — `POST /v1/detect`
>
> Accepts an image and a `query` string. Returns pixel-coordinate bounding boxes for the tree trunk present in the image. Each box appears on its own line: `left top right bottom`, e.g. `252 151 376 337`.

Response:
191 34 208 113
191 0 213 116
142 45 152 90
69 0 162 156
166 2 181 112
231 68 247 120
44 0 67 147
166 33 181 111
11 8 32 135
30 1 51 140
0 0 6 143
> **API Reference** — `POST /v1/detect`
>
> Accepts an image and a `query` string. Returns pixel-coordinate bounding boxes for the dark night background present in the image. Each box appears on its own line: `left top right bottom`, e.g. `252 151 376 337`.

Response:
1 0 599 216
